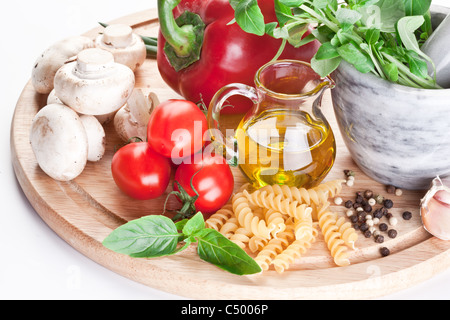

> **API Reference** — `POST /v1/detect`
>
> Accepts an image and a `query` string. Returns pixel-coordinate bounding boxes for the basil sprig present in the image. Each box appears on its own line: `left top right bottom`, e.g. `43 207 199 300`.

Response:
103 212 262 276
229 0 440 89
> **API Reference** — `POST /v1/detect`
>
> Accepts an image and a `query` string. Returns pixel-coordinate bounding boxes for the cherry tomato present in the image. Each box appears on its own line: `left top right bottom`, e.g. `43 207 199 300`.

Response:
147 99 207 161
111 142 172 200
174 152 234 216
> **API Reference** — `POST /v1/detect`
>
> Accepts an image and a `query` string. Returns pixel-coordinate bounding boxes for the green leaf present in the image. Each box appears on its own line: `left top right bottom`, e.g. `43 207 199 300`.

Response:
315 42 340 60
336 8 362 25
403 0 431 16
382 62 399 82
196 229 262 275
313 0 329 9
311 55 342 77
182 212 205 237
405 51 428 78
275 0 294 26
102 215 181 258
234 0 266 36
396 15 424 52
358 0 406 33
365 27 380 44
337 42 374 73
279 0 304 7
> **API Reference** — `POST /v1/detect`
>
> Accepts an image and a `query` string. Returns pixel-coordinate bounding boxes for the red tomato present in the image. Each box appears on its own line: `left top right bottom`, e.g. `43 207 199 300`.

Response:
147 99 207 161
174 152 234 216
111 142 172 200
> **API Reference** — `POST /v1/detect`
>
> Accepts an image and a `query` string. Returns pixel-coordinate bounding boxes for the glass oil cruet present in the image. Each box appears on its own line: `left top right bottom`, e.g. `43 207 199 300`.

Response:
207 59 336 189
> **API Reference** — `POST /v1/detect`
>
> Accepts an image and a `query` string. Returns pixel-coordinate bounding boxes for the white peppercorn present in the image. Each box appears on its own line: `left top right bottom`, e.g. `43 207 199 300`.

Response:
346 179 354 187
395 188 403 196
346 210 354 217
334 197 343 205
373 217 380 225
368 198 376 206
389 217 398 226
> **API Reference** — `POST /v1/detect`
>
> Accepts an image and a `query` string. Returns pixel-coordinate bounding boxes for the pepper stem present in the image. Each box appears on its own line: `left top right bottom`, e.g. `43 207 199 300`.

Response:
158 0 205 71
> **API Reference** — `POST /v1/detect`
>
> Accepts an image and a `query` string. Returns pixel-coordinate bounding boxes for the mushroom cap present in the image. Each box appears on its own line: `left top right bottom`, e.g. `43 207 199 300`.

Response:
95 24 147 71
32 36 94 94
54 48 135 116
30 103 88 181
79 115 106 162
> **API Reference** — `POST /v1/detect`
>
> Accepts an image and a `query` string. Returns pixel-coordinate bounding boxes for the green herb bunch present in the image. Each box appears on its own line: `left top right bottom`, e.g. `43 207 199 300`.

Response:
229 0 440 89
103 212 262 276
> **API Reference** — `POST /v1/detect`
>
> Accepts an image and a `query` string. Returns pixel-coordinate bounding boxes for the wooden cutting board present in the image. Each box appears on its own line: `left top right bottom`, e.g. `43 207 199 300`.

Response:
10 9 450 300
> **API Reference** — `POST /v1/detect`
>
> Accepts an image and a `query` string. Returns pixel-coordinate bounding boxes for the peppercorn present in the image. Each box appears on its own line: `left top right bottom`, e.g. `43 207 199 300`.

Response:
375 194 384 204
353 223 360 231
364 190 373 199
355 194 363 204
353 202 362 209
363 204 372 213
360 222 369 232
402 211 412 220
380 247 390 257
373 208 383 219
386 185 396 194
384 199 394 209
379 223 388 232
364 230 372 238
375 235 385 243
350 215 358 223
388 229 397 238
345 200 353 208
385 212 393 219
334 197 343 205
368 198 376 206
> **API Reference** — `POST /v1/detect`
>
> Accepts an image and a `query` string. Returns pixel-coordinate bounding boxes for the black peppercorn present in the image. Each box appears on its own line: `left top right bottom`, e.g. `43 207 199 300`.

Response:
380 247 390 257
375 235 385 243
388 229 397 238
360 222 369 232
364 230 372 238
386 185 396 194
345 200 353 208
402 211 412 220
353 223 360 231
373 208 383 219
379 223 388 232
353 202 362 209
363 204 372 213
385 212 393 219
364 190 373 199
350 215 358 223
355 194 363 203
384 199 394 209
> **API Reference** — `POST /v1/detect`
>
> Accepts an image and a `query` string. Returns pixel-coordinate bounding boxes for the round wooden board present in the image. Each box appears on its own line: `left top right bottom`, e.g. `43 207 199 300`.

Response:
10 9 450 300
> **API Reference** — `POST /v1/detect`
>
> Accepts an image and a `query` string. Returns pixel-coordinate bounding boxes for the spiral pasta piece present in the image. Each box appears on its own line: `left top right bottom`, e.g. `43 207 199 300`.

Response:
260 184 329 207
205 204 234 231
312 180 346 199
254 228 296 271
317 205 350 267
219 217 239 238
336 217 358 249
272 228 317 274
264 209 286 238
232 192 272 239
248 235 269 253
229 227 252 249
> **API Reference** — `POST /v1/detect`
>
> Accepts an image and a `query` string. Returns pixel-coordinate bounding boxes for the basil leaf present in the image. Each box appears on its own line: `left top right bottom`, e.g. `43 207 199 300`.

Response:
311 55 342 77
103 215 181 258
403 0 431 16
336 8 362 25
365 27 380 44
382 62 399 82
358 0 406 33
182 212 205 236
396 15 424 52
275 0 294 26
196 229 262 275
315 42 340 60
405 51 428 78
234 0 266 36
337 42 374 73
279 0 304 7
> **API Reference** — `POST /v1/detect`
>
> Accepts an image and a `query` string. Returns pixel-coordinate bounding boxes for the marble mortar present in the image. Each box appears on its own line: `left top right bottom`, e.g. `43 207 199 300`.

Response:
330 5 450 190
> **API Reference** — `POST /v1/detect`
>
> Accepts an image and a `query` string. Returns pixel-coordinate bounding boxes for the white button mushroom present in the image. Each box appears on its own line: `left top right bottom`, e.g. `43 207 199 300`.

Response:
30 104 88 181
114 89 159 142
32 36 94 94
79 115 106 162
95 24 147 72
54 48 135 116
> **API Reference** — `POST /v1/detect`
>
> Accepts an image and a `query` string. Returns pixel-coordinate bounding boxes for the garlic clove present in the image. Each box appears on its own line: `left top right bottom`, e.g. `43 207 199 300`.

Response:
421 176 450 240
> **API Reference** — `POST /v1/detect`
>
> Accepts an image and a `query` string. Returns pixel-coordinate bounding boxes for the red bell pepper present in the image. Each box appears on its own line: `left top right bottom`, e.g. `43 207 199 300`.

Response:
157 0 320 114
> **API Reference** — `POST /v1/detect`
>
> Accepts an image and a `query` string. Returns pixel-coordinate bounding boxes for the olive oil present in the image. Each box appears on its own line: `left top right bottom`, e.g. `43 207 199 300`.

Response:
235 109 336 189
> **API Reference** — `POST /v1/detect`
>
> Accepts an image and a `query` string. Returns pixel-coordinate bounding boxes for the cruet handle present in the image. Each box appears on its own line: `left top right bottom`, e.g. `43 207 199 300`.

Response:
207 83 260 166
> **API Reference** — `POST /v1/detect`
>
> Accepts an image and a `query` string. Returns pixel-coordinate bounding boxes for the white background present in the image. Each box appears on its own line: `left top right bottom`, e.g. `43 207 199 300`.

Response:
1 0 450 300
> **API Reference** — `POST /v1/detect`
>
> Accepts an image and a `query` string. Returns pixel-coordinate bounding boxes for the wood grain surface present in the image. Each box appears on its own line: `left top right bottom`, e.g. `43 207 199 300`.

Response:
10 9 450 300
